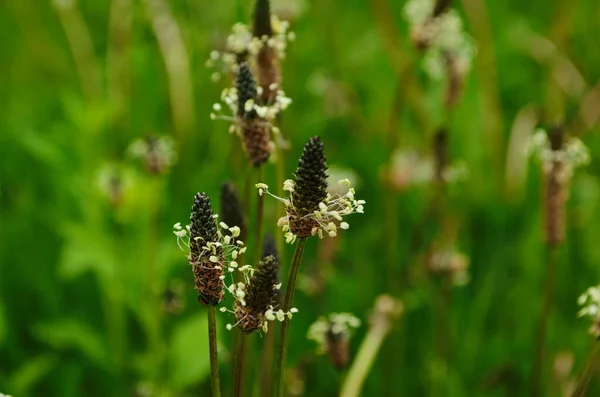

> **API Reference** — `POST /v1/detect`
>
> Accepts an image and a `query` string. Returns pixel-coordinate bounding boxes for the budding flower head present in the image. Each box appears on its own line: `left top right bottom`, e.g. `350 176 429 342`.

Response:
236 62 259 119
256 137 365 243
263 232 282 304
578 285 600 339
307 313 361 369
403 0 476 85
210 62 292 166
128 135 177 175
528 128 590 178
220 182 246 240
528 127 590 245
222 255 294 333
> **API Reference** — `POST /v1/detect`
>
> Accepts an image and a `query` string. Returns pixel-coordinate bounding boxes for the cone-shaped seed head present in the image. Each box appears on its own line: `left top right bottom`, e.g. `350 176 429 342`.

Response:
262 232 281 303
235 255 279 333
190 193 218 259
291 136 328 215
236 62 258 119
262 232 279 262
189 193 224 306
220 182 246 239
253 0 273 37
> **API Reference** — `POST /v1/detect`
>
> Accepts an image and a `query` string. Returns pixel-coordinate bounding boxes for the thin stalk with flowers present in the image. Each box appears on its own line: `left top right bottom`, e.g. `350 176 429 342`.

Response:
528 127 590 396
256 136 365 397
173 193 249 397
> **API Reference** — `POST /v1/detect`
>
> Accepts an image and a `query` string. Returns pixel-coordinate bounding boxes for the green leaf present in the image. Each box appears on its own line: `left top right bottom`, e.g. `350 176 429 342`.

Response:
32 319 109 368
168 312 212 391
8 354 58 396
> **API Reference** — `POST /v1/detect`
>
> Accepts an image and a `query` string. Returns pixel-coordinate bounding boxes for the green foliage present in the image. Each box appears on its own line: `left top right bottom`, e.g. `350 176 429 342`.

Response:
1 0 600 396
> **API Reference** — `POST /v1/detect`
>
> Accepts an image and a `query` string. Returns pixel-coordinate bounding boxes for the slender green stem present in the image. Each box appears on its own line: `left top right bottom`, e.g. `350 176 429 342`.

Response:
259 324 276 397
208 306 222 397
273 238 307 397
530 244 558 397
339 318 393 397
232 332 247 397
573 343 600 397
253 165 265 264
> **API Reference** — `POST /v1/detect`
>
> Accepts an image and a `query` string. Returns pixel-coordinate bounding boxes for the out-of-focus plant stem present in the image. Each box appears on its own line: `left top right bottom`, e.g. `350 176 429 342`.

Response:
573 343 600 397
340 296 403 397
531 245 558 397
232 333 247 397
274 238 307 397
143 0 195 138
208 306 222 397
253 165 265 264
53 0 102 104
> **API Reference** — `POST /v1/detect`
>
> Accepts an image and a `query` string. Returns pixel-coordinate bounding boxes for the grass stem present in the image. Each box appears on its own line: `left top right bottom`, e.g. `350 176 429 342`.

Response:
273 238 307 397
573 343 600 397
208 306 222 397
530 244 558 397
232 332 247 397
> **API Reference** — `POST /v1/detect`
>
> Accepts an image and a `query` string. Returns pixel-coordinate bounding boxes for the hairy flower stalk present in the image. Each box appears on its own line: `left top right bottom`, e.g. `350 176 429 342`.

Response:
174 192 249 397
264 136 365 397
257 137 365 244
232 255 280 397
528 127 590 397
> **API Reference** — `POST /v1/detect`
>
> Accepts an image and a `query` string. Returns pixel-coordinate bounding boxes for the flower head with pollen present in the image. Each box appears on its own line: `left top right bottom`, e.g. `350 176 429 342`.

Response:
528 128 590 179
578 285 600 338
307 313 361 369
220 255 295 333
256 136 364 243
210 62 292 166
205 14 294 81
173 193 246 306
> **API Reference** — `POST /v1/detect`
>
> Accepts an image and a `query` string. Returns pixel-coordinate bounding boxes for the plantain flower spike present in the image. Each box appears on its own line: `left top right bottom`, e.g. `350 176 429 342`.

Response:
189 193 224 305
173 193 247 306
236 62 271 166
233 255 282 333
220 181 246 240
253 0 280 104
256 136 365 243
262 232 282 304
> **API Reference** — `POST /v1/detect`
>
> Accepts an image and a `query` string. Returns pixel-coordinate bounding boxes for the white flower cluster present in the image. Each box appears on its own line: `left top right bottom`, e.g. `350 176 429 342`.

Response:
210 85 292 126
173 219 296 333
388 149 468 190
173 218 245 263
578 285 600 337
429 247 470 286
403 0 476 80
0 393 13 397
128 136 177 171
205 16 295 82
307 313 361 354
256 178 365 244
528 129 590 178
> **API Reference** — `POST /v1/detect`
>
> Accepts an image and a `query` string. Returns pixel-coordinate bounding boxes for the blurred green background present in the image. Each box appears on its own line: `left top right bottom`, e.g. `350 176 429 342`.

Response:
2 0 600 396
